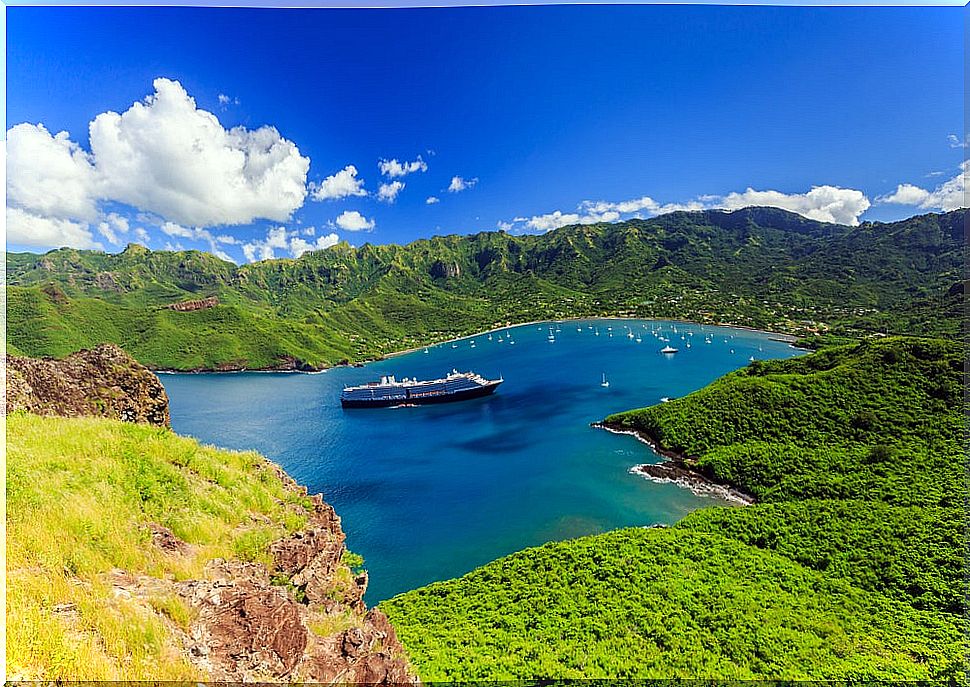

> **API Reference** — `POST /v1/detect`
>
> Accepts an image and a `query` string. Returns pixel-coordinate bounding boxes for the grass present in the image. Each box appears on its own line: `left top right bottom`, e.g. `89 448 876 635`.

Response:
5 412 316 680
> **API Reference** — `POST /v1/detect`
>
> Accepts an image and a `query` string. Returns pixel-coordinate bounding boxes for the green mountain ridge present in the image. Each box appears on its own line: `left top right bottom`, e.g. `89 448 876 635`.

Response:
382 336 967 680
7 208 964 369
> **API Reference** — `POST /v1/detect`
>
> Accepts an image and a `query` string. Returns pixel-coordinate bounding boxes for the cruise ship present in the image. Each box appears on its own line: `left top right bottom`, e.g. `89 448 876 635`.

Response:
340 370 503 407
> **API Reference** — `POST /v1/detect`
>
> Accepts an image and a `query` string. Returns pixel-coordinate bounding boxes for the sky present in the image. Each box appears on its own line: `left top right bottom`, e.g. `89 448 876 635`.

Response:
6 4 966 262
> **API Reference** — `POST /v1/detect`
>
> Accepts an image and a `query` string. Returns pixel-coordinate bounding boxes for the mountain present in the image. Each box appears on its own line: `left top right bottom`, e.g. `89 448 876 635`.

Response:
382 337 966 680
7 208 964 370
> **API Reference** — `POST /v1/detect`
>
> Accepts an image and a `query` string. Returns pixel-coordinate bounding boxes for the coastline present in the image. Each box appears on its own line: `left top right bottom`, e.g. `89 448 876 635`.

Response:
151 315 802 374
592 422 756 506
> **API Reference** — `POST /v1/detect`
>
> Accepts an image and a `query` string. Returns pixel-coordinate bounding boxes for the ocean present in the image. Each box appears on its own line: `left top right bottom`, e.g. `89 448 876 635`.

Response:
161 318 804 602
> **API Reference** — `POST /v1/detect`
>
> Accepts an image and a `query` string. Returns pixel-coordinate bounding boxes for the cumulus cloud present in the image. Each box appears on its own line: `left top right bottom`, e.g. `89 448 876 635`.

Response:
334 210 375 232
426 196 440 205
89 78 309 226
241 225 339 261
7 78 310 248
717 186 871 225
377 180 404 203
289 232 339 258
503 184 874 234
7 122 99 222
6 78 313 251
7 207 102 250
97 213 130 245
133 227 152 245
448 175 477 193
312 165 367 201
878 162 967 212
879 183 931 206
379 156 427 178
159 220 236 260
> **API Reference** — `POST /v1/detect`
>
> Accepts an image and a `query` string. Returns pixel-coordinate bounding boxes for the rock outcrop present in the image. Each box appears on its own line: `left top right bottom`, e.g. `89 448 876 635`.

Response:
166 296 220 311
6 343 171 426
9 345 416 682
172 492 415 682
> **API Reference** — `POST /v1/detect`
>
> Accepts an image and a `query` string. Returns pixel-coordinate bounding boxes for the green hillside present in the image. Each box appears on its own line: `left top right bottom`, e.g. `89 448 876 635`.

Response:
7 208 964 369
382 337 966 680
6 413 313 679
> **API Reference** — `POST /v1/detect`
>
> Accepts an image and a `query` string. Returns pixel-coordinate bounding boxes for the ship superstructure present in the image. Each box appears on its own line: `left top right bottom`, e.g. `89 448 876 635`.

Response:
341 370 503 407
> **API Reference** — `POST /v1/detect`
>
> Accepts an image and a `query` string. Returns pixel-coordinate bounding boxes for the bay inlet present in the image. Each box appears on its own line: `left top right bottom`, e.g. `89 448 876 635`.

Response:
161 319 804 602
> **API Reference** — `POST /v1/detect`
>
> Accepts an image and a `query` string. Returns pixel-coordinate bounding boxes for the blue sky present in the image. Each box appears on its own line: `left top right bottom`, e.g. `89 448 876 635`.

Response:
6 5 965 261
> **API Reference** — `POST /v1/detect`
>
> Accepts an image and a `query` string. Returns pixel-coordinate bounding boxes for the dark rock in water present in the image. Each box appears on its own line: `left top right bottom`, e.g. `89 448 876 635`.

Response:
6 343 170 426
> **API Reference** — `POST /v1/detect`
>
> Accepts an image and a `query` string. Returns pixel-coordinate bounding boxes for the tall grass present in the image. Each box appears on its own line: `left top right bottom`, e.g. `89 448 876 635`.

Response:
6 412 311 679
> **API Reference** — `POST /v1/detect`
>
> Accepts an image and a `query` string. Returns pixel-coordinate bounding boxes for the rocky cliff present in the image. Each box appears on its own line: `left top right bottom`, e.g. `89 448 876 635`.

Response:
6 348 418 683
7 343 171 426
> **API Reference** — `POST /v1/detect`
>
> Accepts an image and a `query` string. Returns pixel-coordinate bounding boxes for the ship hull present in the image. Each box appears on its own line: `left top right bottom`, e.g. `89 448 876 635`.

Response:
341 380 501 408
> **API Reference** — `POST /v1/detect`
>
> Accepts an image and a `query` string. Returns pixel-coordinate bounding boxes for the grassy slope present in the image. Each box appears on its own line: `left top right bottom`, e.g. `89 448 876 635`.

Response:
382 337 966 680
6 413 319 680
7 208 964 369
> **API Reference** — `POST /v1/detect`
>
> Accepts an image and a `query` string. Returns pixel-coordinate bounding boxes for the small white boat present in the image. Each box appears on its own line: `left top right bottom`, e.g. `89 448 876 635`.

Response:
451 343 458 349
424 347 429 354
660 345 678 354
660 396 672 403
601 373 610 388
636 336 642 343
488 334 493 341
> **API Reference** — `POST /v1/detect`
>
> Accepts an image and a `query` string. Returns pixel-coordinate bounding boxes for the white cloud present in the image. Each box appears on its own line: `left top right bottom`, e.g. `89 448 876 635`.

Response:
878 162 967 212
6 78 312 252
947 133 969 149
7 207 102 250
97 213 130 245
878 183 931 206
426 196 440 205
159 220 236 259
290 232 339 257
88 77 309 227
504 184 873 234
7 122 99 222
133 227 152 245
379 156 427 178
241 225 340 262
717 186 870 225
312 164 367 201
377 180 405 203
448 175 477 193
334 210 375 232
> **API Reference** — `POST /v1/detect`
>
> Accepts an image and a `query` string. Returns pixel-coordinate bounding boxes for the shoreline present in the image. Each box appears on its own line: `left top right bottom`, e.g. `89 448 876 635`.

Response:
592 422 756 506
153 315 802 374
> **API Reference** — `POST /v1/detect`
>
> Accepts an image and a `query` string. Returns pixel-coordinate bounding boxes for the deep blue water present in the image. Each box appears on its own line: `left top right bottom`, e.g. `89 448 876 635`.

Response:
161 319 803 602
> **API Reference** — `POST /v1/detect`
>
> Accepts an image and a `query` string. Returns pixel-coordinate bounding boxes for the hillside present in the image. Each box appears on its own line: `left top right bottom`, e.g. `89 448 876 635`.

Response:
382 337 966 680
6 347 416 682
7 208 964 370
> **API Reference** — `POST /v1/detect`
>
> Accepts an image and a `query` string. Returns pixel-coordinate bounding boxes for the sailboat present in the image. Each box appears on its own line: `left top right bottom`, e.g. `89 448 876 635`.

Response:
601 373 610 388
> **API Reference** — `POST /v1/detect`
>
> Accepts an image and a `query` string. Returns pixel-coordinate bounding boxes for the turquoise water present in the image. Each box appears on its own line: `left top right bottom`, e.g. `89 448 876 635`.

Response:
161 319 803 602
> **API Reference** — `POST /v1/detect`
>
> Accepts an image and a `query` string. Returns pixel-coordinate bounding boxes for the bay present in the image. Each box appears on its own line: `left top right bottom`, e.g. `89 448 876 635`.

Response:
161 319 804 602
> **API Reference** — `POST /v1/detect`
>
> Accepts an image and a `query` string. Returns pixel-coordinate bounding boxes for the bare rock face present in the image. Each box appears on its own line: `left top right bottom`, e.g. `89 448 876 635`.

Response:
171 490 417 683
6 344 170 426
178 561 309 681
429 259 461 279
165 295 220 311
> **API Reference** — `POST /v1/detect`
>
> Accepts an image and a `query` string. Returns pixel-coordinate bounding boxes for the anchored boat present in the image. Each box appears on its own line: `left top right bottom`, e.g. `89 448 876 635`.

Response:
341 370 503 408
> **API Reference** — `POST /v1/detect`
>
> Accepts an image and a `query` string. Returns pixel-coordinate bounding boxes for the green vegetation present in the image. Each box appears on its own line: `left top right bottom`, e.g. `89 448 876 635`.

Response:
5 412 319 680
383 337 966 680
7 208 964 369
